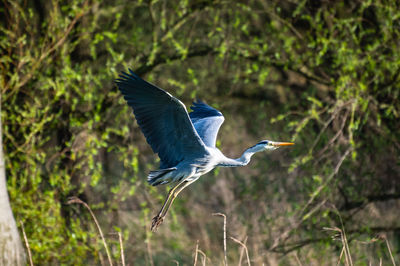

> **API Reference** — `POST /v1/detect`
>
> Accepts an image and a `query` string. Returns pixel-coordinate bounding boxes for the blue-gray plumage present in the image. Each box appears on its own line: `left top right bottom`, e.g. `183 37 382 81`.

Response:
116 69 294 231
189 101 225 148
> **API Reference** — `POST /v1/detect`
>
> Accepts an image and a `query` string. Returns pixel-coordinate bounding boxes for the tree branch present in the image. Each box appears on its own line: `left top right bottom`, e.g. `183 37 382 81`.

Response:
340 193 400 211
271 225 400 255
134 45 214 76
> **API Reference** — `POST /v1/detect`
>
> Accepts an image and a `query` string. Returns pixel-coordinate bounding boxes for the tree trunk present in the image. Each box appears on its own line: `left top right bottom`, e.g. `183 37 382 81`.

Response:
0 94 26 265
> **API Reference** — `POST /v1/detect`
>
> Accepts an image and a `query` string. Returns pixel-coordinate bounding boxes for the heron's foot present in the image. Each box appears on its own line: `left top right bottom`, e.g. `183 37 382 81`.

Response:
151 215 164 232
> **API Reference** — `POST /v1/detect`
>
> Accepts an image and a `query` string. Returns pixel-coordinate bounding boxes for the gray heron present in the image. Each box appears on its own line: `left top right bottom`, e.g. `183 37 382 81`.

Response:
116 69 294 231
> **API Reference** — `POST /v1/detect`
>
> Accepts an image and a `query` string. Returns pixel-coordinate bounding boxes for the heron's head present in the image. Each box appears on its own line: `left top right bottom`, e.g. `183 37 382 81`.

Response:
252 140 294 152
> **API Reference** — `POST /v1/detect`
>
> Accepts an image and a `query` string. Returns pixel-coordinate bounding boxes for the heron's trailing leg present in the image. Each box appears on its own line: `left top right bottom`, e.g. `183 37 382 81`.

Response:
160 179 195 217
151 179 185 231
151 179 196 232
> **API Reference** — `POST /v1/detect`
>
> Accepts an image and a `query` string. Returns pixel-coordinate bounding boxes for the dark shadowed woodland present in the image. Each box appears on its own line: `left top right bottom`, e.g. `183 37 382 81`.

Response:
1 0 400 265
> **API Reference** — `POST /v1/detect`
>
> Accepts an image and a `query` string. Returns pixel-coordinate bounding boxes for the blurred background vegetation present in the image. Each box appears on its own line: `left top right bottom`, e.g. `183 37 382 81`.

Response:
1 0 399 264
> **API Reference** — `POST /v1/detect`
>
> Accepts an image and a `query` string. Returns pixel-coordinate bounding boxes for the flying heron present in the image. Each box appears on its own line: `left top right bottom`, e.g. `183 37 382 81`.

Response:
116 69 294 231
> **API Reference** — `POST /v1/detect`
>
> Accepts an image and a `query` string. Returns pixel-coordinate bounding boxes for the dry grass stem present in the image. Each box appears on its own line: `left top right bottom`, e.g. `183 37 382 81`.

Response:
238 236 248 266
99 252 106 266
67 197 113 266
294 253 302 266
230 236 250 266
384 237 396 266
324 227 352 266
118 232 126 266
212 213 227 266
336 246 345 266
194 240 199 266
197 249 207 266
20 221 33 266
336 207 353 266
342 229 352 266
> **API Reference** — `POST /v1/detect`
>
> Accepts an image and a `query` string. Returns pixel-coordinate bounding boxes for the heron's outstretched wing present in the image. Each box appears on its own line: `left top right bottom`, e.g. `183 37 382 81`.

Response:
116 69 207 168
189 100 225 148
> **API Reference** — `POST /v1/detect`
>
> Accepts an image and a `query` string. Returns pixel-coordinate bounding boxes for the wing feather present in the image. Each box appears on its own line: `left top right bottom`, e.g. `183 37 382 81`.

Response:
116 70 207 168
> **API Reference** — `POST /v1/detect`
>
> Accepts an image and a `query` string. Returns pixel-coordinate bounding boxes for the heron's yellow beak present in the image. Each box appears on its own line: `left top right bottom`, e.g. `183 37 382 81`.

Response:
271 142 295 147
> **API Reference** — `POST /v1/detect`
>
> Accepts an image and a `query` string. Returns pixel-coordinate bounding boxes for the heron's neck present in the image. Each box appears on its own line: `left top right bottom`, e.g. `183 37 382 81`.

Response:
218 147 258 167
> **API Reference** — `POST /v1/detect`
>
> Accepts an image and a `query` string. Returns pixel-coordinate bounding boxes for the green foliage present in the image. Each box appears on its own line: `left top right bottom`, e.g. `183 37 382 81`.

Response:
1 0 399 264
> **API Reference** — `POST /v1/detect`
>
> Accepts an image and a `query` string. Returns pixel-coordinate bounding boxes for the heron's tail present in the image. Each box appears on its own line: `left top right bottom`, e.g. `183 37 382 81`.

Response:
147 167 177 186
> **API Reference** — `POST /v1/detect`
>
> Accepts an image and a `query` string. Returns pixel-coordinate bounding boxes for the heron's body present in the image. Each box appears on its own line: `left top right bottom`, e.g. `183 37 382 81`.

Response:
116 69 293 231
148 147 218 185
149 145 256 185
